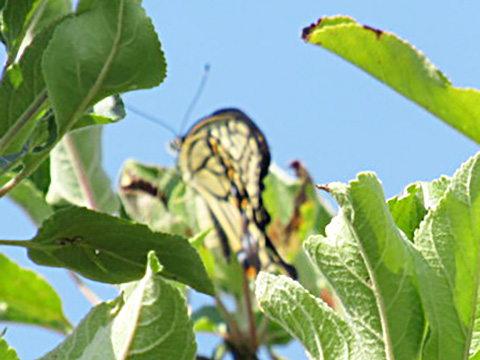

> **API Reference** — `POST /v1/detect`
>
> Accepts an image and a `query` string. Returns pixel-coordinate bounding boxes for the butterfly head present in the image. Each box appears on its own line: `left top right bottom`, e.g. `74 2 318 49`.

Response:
167 137 183 156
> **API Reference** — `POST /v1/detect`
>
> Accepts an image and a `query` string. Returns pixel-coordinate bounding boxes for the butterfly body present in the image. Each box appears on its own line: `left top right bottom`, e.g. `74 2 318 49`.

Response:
177 108 296 278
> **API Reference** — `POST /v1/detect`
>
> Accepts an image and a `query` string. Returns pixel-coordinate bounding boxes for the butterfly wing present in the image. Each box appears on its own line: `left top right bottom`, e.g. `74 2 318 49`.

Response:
178 109 296 278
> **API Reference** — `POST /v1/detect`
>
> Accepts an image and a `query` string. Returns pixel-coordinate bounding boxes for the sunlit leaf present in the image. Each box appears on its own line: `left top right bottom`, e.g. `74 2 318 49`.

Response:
46 126 119 213
0 22 56 159
40 252 196 360
303 15 480 144
42 0 166 135
327 173 425 360
304 216 386 359
0 252 71 333
388 176 450 241
0 0 71 59
0 336 19 360
413 153 480 359
256 272 356 360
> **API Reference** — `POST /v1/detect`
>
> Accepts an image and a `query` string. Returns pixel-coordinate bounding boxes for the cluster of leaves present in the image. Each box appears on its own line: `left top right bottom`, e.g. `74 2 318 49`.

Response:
255 15 480 360
2 2 480 360
0 1 334 358
118 160 335 357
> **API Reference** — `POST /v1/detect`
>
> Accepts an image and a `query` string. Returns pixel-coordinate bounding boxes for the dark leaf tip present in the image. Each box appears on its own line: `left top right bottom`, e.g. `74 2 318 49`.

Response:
301 18 323 40
316 184 331 193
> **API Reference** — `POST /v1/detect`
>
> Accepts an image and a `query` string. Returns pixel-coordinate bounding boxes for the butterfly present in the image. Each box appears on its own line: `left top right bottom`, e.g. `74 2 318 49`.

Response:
175 108 297 278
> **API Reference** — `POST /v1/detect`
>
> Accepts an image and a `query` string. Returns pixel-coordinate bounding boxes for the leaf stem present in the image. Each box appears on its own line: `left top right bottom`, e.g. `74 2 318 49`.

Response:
67 270 101 305
0 239 39 249
62 133 100 210
257 314 269 344
241 270 258 352
0 90 48 156
215 296 243 346
0 151 48 197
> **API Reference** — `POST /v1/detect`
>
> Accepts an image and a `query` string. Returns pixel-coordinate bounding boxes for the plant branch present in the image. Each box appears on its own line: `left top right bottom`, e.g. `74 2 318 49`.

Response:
215 296 243 345
242 270 258 352
257 314 269 344
67 270 101 306
0 90 48 156
0 172 25 197
0 147 49 198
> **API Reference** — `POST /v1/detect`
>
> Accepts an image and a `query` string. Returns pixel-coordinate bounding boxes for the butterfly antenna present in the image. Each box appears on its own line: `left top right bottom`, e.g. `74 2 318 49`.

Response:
179 63 211 134
126 104 178 137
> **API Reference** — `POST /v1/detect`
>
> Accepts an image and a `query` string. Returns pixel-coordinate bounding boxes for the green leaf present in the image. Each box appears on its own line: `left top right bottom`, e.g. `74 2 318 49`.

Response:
118 160 245 294
263 165 299 224
28 154 50 193
42 0 166 135
119 161 199 236
192 305 224 334
413 153 480 359
73 95 126 129
263 317 293 346
304 216 386 359
0 0 165 196
303 15 480 144
263 163 334 293
388 183 427 241
40 252 197 360
255 272 356 360
3 157 52 224
0 0 71 58
0 22 55 159
8 173 53 223
0 251 71 333
328 173 425 360
46 126 119 213
388 177 450 241
26 206 214 295
471 351 480 360
0 336 19 360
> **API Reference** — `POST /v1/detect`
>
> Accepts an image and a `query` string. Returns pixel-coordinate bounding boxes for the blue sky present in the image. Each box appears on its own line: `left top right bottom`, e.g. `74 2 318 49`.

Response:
1 1 480 359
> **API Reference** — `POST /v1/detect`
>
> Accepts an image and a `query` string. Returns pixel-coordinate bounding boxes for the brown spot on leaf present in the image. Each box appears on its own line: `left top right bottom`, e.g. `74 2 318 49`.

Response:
59 236 82 246
121 177 168 206
301 17 323 40
363 25 383 39
320 288 336 309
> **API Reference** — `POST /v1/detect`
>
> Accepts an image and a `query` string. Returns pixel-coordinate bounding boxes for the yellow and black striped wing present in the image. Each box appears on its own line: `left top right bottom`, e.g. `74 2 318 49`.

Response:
178 108 296 277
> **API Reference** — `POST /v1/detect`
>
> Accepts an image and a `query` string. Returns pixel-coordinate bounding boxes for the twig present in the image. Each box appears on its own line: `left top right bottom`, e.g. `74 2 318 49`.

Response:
67 271 101 306
0 151 48 197
257 314 269 344
241 270 258 352
215 296 243 345
0 91 48 156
